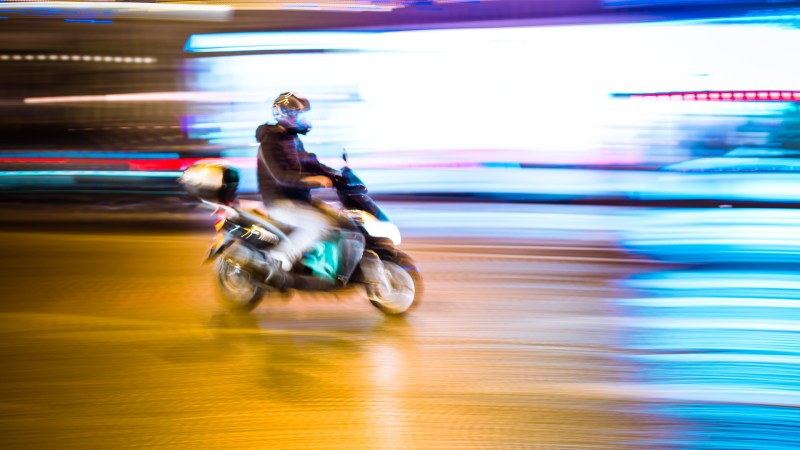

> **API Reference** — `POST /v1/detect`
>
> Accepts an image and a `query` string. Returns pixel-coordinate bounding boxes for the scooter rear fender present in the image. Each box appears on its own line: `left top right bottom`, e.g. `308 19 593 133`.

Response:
205 232 234 263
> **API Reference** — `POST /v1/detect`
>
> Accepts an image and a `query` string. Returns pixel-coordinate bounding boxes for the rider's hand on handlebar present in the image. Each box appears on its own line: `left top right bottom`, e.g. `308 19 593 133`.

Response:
302 175 333 189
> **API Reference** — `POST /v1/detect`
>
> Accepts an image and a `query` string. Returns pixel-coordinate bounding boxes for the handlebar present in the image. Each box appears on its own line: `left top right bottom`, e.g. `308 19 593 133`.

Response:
330 166 367 193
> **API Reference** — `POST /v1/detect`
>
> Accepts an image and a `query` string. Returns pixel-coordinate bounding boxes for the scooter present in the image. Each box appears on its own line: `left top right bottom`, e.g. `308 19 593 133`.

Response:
179 154 422 314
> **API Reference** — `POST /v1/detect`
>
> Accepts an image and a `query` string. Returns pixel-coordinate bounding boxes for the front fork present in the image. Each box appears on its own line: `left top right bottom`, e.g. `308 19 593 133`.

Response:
358 250 391 293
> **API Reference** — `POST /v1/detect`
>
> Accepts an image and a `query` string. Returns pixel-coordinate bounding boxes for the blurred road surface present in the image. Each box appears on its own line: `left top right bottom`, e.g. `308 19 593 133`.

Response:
1 202 798 449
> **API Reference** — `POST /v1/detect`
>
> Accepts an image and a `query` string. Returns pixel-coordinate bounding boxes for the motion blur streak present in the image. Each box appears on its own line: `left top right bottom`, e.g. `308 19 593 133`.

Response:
0 152 181 159
0 1 233 21
5 198 800 448
24 91 235 104
621 208 800 262
10 15 800 202
185 31 381 52
627 271 800 293
183 21 800 157
617 91 800 102
618 207 800 449
0 203 662 449
167 0 489 12
0 170 182 177
7 3 800 448
0 54 156 64
166 0 401 12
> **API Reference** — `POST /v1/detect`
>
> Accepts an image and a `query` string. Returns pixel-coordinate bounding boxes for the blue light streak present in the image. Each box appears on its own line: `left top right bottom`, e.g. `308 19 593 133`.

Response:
184 31 382 53
0 151 181 159
64 18 112 24
627 271 800 293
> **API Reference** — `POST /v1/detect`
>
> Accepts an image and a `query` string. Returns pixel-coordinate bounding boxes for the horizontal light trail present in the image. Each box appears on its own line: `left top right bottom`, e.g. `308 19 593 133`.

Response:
614 90 800 102
0 157 254 172
0 54 156 64
24 91 354 104
0 170 182 178
0 152 180 160
0 1 231 21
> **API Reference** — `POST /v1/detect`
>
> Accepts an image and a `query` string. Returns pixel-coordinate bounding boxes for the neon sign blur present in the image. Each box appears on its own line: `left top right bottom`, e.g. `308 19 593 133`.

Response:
183 21 800 166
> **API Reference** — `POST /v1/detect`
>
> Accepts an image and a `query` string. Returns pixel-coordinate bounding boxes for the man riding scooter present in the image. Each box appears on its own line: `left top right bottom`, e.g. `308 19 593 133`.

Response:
177 92 423 313
255 92 339 281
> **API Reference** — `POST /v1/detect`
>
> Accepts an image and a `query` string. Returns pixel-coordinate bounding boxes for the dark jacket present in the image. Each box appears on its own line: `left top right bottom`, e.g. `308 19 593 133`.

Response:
256 123 334 203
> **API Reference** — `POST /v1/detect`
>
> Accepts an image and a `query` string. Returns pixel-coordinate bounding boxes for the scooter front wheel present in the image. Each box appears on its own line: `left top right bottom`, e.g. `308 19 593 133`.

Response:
367 259 422 315
214 256 265 312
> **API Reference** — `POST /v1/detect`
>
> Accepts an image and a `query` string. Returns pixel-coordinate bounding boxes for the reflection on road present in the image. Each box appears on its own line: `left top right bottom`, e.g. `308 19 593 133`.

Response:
2 203 800 447
0 203 648 449
207 310 418 449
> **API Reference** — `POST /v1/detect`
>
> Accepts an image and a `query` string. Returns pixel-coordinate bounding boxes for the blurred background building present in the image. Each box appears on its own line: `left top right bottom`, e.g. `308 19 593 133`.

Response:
4 0 800 203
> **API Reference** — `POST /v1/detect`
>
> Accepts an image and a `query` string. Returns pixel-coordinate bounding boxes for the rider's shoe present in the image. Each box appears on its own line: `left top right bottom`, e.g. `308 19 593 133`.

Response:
271 252 293 272
270 244 303 272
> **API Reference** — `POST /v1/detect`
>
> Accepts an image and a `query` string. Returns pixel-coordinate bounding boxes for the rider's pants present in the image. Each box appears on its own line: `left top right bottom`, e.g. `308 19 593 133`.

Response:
266 199 335 270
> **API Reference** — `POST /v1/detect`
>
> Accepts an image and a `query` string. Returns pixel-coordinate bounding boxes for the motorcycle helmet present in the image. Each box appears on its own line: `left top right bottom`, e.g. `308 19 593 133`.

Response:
272 91 312 134
178 159 239 205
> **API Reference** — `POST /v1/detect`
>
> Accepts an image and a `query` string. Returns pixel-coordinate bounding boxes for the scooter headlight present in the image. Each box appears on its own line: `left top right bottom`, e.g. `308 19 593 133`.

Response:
362 221 401 246
345 210 401 245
